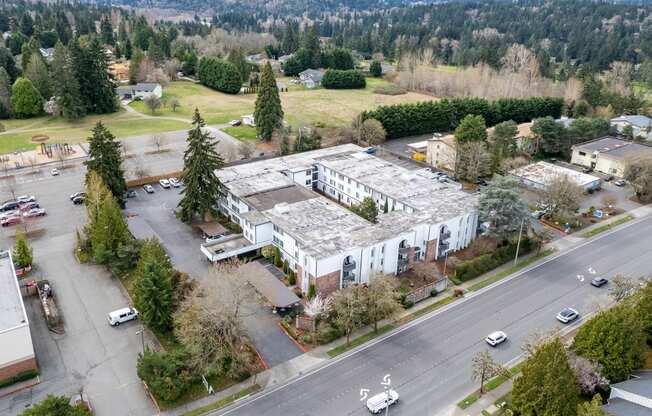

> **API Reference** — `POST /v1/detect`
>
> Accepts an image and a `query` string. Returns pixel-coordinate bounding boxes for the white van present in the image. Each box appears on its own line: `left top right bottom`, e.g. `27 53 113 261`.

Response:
107 307 139 326
366 390 399 414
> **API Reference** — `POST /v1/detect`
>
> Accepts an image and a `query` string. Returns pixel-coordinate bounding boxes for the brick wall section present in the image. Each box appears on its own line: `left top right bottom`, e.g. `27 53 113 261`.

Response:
407 247 416 270
0 356 37 384
425 239 438 262
315 270 341 297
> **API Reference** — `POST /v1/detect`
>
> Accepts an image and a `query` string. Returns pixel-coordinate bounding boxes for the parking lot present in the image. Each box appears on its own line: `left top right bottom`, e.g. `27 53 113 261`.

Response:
124 182 302 367
0 169 155 416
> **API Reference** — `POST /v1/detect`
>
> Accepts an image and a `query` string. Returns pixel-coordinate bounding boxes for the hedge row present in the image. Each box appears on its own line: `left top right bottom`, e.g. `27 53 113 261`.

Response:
363 96 564 139
454 238 535 282
197 57 242 94
322 69 366 89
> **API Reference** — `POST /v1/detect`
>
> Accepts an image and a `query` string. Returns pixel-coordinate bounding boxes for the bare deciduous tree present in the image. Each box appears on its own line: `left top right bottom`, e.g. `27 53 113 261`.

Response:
541 175 583 218
149 134 166 153
364 274 401 332
169 98 181 112
471 350 510 394
131 156 150 179
609 274 644 302
26 155 38 173
359 119 387 146
456 141 491 182
144 95 162 114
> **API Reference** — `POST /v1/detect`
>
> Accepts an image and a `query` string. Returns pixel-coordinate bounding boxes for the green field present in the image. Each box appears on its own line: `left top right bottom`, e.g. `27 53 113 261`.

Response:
130 78 432 128
0 77 432 154
0 110 188 153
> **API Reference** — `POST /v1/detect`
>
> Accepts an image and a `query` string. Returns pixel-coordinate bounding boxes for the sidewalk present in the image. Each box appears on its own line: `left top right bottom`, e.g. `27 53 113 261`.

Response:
451 379 514 416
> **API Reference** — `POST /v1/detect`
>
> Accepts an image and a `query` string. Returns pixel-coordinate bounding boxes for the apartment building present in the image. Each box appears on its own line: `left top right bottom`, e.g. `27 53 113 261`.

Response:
212 144 478 296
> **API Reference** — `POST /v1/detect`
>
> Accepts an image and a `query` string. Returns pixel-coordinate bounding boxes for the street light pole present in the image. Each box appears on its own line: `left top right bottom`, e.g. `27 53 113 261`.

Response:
513 218 525 266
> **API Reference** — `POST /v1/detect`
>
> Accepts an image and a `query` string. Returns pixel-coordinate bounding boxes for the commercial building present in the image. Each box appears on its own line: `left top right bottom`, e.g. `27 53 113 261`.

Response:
211 144 478 296
571 137 652 177
0 251 37 384
510 161 602 192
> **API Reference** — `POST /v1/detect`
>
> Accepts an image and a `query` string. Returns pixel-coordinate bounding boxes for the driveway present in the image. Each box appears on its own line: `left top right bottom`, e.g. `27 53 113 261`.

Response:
124 186 302 367
0 170 154 416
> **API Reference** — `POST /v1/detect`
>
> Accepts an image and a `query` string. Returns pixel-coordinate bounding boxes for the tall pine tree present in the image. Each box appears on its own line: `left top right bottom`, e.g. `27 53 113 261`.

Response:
25 51 51 100
134 238 173 332
178 109 224 223
227 48 249 85
72 37 118 115
303 25 321 68
51 42 85 120
0 67 12 118
253 62 284 141
85 122 127 206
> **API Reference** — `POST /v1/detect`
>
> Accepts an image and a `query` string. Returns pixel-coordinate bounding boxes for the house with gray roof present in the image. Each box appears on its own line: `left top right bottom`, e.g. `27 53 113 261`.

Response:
298 69 325 88
571 136 652 177
603 371 652 416
611 115 652 141
115 83 163 101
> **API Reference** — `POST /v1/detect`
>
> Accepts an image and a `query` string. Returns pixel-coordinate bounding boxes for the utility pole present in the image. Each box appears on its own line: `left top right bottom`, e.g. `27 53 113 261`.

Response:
513 218 525 266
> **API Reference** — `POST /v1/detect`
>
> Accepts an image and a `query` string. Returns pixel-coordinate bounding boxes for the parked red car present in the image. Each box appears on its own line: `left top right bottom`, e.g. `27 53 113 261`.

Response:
1 215 21 227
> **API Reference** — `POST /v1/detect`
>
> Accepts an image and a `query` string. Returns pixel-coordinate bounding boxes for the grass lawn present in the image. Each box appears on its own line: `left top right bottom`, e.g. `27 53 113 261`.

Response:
327 324 395 358
466 249 556 292
130 79 432 129
222 125 257 141
0 110 188 153
457 362 525 410
581 215 634 238
181 384 261 416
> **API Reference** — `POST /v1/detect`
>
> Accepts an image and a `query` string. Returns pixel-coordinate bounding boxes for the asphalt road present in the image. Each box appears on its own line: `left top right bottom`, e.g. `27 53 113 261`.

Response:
216 215 652 416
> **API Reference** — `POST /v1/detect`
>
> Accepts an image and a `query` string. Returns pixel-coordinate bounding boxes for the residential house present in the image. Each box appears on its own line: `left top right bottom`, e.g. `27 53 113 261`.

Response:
603 371 652 416
426 133 457 173
0 251 37 385
611 115 652 141
298 69 325 89
209 144 478 297
242 115 255 127
115 83 163 101
571 137 652 177
278 54 294 64
245 53 265 64
510 161 602 192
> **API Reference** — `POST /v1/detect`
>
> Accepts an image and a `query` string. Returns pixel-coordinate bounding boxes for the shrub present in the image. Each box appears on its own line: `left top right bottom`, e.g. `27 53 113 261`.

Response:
322 69 366 89
315 323 344 344
363 97 564 139
137 348 197 403
282 259 289 274
453 238 534 282
402 299 414 309
308 284 316 299
288 269 296 285
370 60 382 77
430 289 438 297
453 288 464 297
197 57 242 94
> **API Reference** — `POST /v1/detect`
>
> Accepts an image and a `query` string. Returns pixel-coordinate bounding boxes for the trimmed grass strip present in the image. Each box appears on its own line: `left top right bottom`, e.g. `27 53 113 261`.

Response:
327 324 395 357
181 384 261 416
467 249 555 292
581 215 634 238
457 362 525 409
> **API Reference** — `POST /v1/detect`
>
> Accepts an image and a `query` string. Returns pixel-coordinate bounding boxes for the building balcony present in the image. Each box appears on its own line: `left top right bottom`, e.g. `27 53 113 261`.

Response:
398 246 410 255
343 271 356 283
343 261 356 272
438 242 449 252
440 230 451 240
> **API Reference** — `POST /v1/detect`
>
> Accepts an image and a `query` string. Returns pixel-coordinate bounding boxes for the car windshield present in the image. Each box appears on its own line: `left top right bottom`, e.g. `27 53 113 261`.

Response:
561 309 573 316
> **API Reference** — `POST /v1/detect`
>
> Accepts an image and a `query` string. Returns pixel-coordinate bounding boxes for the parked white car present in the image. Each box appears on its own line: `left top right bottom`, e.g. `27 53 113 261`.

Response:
556 307 579 324
159 179 171 189
16 195 36 203
50 168 59 176
169 177 180 188
366 390 399 414
107 307 139 326
485 331 507 347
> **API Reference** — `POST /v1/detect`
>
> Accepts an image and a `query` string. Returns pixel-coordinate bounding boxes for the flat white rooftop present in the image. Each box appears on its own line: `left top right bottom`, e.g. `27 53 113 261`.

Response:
0 251 27 332
510 161 601 188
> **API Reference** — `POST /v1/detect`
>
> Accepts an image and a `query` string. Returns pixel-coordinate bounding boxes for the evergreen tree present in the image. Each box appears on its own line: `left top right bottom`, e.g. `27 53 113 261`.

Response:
454 115 488 143
0 47 19 82
0 68 12 118
181 50 197 76
147 37 165 67
85 38 119 114
11 77 42 118
85 122 127 206
129 49 144 84
370 60 382 77
13 230 33 268
178 110 224 223
124 38 133 60
227 48 249 85
577 395 608 416
24 52 51 100
282 22 299 54
51 43 85 120
100 16 114 45
512 337 580 416
479 176 529 240
20 13 34 37
84 172 131 266
303 25 321 68
254 62 284 141
350 197 378 223
134 238 174 332
572 303 646 382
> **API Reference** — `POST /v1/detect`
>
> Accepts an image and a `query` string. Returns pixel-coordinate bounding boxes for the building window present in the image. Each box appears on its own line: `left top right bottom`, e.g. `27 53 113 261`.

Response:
305 179 311 185
371 248 375 257
579 151 586 156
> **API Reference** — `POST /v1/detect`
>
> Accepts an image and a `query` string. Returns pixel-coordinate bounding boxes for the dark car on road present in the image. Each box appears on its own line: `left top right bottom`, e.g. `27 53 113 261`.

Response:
126 189 137 198
0 201 19 212
591 276 608 287
72 195 85 205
